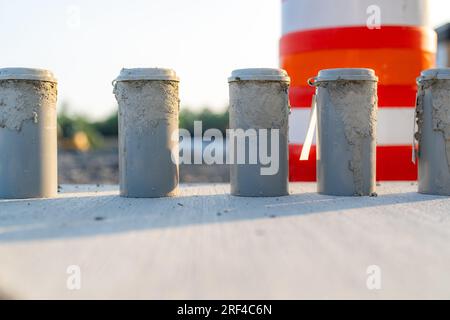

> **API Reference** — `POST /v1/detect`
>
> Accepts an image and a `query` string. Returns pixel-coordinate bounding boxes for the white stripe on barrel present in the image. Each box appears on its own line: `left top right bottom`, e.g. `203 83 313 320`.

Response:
282 0 431 35
289 108 415 146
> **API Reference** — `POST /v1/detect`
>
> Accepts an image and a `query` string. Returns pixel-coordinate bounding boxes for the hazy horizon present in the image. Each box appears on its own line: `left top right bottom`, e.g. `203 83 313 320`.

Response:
1 0 449 120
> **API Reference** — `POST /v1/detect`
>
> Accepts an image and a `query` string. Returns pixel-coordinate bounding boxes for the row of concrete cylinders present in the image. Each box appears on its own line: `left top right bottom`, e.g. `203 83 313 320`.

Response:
0 67 449 199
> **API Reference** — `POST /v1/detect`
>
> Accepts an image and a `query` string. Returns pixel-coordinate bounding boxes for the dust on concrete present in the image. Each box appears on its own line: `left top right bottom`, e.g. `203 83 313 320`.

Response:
0 80 57 131
415 82 427 145
321 80 377 195
229 80 290 133
113 80 179 134
416 79 450 171
430 80 450 170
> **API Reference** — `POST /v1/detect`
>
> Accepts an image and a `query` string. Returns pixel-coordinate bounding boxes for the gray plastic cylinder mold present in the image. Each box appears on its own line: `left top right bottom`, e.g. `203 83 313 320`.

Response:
310 68 378 196
416 68 450 196
113 68 180 198
0 68 58 199
228 68 290 197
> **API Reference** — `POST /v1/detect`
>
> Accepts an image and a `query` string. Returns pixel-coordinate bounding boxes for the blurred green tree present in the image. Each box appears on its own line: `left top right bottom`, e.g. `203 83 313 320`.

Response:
58 103 229 146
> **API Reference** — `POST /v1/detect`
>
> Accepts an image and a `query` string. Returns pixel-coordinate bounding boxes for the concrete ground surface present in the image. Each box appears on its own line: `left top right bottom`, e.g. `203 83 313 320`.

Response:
0 182 449 299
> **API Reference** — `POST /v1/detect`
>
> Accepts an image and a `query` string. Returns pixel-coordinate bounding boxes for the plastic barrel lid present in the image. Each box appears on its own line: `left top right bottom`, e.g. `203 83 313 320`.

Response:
228 68 290 83
115 68 179 82
313 68 378 83
0 68 57 83
419 68 450 81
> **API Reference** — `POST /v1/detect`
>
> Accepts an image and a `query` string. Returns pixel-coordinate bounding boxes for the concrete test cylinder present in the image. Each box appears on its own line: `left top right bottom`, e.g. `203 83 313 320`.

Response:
228 68 290 197
310 68 378 196
415 68 450 196
0 68 58 199
113 68 180 198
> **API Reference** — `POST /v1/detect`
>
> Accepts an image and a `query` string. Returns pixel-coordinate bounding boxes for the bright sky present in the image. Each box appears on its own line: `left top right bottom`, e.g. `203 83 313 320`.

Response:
0 0 449 119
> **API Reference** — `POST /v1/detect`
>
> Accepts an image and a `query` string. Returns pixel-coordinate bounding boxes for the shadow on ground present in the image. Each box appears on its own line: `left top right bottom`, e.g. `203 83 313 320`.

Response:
0 184 446 243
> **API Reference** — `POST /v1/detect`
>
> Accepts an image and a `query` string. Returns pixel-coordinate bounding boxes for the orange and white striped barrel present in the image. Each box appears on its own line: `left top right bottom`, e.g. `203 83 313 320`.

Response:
281 0 437 181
